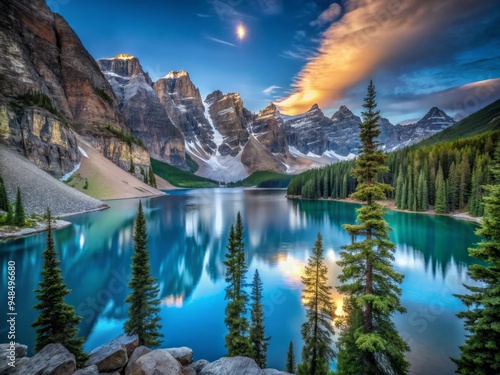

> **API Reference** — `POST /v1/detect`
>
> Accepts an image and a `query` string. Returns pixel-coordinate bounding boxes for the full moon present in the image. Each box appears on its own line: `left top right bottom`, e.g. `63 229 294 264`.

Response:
237 24 246 40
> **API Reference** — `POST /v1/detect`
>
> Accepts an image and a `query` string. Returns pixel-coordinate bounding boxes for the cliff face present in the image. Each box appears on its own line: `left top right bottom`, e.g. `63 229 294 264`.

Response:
154 71 215 155
0 0 150 178
98 55 186 169
205 90 252 157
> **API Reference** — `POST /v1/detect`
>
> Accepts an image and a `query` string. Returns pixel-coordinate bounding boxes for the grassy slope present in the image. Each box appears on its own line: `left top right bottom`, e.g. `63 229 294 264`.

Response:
231 171 292 188
417 99 500 147
150 158 218 188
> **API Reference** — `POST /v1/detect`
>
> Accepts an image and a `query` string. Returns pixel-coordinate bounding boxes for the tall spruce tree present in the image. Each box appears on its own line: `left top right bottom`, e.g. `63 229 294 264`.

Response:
124 200 163 347
14 187 25 227
224 212 252 356
453 143 500 374
285 341 297 374
32 209 88 366
298 233 335 375
250 269 269 368
336 81 409 374
0 175 8 212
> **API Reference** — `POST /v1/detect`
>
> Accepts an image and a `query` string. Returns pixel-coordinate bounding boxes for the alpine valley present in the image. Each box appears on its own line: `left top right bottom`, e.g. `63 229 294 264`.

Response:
0 0 457 202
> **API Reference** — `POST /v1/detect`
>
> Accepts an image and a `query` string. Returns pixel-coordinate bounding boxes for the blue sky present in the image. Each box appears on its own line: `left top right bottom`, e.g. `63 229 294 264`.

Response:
49 0 500 123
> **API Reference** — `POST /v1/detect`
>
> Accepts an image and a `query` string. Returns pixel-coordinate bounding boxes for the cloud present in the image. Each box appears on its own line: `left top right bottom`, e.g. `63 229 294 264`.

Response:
276 0 500 115
206 36 237 47
310 3 342 27
263 85 281 95
196 13 211 18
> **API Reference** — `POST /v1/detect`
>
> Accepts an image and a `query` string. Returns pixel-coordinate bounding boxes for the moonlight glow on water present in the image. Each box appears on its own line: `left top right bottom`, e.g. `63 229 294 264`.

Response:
0 189 480 374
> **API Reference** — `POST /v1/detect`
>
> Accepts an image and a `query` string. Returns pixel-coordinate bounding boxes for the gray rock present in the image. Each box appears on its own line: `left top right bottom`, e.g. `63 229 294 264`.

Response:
125 346 152 375
182 366 197 375
191 359 209 373
200 356 264 375
263 370 294 375
10 343 75 375
129 349 182 375
0 343 28 375
166 347 193 366
73 365 99 375
85 334 138 372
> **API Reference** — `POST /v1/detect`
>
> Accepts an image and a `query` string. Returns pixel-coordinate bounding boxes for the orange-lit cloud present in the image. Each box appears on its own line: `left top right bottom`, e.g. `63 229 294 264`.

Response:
276 0 483 115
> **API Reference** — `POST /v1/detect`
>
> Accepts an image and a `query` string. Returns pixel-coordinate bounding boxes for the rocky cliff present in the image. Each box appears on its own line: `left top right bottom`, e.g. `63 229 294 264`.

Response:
205 90 252 157
98 55 186 169
154 71 216 155
0 0 149 179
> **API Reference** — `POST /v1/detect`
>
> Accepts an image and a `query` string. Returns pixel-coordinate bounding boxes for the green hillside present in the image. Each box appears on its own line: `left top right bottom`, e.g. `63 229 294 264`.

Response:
150 158 218 188
417 99 500 147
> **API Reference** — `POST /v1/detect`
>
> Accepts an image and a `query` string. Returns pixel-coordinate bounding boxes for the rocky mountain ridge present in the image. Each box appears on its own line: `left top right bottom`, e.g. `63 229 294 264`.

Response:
0 0 456 186
0 0 150 180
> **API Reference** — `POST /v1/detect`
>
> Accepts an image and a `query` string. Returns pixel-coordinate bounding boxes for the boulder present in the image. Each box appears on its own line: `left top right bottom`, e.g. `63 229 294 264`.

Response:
85 334 138 372
129 349 182 375
166 347 193 366
125 346 152 375
263 370 294 375
11 343 75 375
0 343 28 374
73 365 99 375
182 367 197 375
191 359 210 373
200 356 264 375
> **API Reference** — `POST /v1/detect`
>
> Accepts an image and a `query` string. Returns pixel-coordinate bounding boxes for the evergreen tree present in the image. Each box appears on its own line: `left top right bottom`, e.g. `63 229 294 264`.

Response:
435 165 447 214
337 81 409 374
453 143 500 374
224 212 252 357
32 210 88 366
395 167 404 208
335 296 365 375
149 166 157 188
0 175 8 212
14 187 25 227
285 341 296 374
298 233 335 375
250 269 269 368
124 201 163 347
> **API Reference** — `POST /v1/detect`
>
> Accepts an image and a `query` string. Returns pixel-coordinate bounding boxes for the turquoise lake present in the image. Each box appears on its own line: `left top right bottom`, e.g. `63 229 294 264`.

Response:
0 188 481 374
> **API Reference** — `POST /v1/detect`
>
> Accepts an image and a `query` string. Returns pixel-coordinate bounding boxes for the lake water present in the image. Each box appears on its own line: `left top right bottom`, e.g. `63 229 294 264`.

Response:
0 188 480 374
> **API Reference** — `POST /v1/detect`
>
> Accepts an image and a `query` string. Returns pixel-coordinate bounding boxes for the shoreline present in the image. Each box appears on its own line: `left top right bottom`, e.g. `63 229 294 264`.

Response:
286 195 482 224
0 220 72 240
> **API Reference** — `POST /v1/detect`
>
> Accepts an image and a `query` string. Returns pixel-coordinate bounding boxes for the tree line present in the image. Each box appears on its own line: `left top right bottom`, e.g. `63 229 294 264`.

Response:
287 129 500 217
0 175 26 227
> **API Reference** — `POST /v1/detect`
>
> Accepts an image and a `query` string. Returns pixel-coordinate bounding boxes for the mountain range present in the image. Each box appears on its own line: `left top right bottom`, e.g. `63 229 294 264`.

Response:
0 0 456 186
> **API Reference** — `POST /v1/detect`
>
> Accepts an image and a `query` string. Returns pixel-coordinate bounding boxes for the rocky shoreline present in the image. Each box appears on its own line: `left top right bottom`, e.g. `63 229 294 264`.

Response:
1 334 293 375
0 219 73 240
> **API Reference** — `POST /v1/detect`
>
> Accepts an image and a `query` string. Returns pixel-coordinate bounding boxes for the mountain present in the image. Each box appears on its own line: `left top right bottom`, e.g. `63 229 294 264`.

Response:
0 0 150 180
154 70 215 156
417 99 500 147
393 107 455 149
97 55 186 169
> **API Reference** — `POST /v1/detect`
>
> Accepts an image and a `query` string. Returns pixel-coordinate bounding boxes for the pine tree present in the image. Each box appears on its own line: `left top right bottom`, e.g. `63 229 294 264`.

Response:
298 233 335 375
453 143 500 374
224 212 252 357
32 209 88 367
0 175 8 212
149 166 157 188
435 165 447 214
395 167 404 209
337 81 409 374
335 296 365 375
14 187 25 227
124 201 163 347
250 269 269 368
285 341 296 374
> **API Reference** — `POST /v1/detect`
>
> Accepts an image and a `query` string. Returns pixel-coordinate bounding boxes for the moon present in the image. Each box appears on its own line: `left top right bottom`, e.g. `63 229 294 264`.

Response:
237 24 246 40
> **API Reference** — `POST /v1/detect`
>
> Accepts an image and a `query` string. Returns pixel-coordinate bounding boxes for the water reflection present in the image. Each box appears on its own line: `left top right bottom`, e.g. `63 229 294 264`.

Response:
0 189 480 374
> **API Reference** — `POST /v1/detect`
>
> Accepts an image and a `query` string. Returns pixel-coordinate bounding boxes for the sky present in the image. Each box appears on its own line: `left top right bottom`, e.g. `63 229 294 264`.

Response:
49 0 500 124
